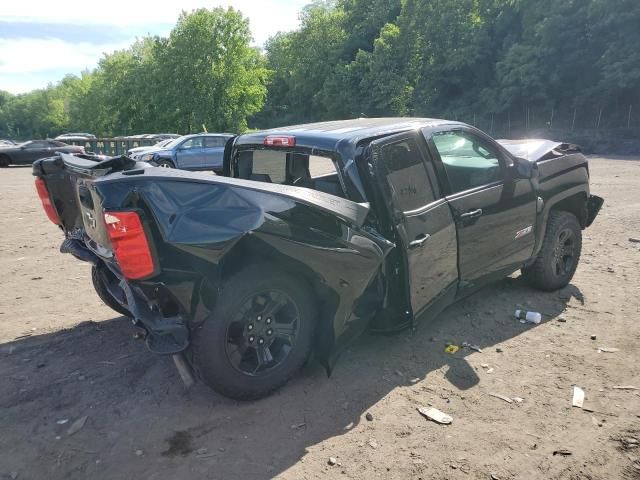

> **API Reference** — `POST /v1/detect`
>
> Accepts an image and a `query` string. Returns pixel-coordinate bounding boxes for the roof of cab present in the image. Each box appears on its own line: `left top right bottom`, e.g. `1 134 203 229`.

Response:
236 117 465 151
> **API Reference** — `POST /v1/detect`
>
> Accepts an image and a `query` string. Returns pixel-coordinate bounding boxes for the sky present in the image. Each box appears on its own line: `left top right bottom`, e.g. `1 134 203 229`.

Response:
0 0 308 94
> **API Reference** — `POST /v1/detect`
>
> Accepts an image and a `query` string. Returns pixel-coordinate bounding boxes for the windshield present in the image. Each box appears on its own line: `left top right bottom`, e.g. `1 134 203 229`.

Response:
163 135 190 149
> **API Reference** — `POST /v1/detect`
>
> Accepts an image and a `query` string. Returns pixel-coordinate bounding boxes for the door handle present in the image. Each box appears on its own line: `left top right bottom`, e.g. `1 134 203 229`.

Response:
459 208 483 220
409 234 431 249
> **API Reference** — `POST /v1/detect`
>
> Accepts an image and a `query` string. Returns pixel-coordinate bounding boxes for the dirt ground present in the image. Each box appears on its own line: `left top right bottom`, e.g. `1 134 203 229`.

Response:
0 156 639 480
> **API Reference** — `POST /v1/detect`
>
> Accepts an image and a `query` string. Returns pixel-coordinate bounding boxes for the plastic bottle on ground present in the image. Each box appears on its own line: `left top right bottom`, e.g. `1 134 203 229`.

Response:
514 309 542 324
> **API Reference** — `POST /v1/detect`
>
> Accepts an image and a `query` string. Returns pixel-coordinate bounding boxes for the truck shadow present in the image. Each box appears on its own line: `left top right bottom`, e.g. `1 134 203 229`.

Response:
0 276 582 479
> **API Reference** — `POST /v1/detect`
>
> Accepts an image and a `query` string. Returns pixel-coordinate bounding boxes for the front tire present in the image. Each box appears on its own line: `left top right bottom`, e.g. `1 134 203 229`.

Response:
91 264 131 317
192 266 315 400
0 154 10 167
155 158 175 168
522 211 582 291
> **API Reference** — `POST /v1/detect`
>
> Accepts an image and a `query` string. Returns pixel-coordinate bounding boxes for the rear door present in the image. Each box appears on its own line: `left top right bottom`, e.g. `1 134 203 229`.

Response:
370 132 458 317
175 137 204 169
424 127 537 285
202 135 227 170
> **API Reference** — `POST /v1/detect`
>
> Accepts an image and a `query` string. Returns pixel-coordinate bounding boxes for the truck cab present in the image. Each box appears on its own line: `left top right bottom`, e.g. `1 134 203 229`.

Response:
225 118 548 330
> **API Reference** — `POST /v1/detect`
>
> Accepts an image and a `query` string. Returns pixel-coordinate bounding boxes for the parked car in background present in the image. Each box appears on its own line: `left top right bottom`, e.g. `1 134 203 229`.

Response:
137 133 233 172
0 140 84 166
126 138 174 159
55 133 96 141
0 139 15 147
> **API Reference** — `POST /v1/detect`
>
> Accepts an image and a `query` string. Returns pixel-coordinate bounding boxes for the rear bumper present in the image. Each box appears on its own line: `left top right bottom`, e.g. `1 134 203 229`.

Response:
586 195 604 227
62 238 190 355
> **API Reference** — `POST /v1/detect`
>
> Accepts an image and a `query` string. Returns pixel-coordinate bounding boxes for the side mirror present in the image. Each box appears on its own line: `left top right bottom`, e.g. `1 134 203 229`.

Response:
513 157 538 179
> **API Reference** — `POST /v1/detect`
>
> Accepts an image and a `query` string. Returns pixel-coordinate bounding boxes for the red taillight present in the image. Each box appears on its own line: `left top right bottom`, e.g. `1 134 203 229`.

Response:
263 135 296 147
34 178 61 225
103 211 154 280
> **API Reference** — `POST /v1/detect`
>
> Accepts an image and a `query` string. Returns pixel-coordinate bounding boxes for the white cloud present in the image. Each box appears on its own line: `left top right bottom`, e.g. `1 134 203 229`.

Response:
0 38 127 75
0 0 307 92
1 0 307 45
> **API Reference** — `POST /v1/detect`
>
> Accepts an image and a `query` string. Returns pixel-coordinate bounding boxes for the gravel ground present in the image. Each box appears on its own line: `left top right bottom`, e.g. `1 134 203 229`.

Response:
0 156 639 480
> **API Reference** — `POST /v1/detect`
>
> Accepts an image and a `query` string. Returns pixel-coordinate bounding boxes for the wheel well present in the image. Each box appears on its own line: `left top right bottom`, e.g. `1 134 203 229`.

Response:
549 192 588 227
218 240 338 360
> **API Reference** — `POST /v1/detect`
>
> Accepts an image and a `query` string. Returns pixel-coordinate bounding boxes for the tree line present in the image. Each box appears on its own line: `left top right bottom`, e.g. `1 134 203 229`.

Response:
1 0 638 140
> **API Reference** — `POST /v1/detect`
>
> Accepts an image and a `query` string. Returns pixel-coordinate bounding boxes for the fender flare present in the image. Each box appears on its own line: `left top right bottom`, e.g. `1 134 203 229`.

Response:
530 185 589 260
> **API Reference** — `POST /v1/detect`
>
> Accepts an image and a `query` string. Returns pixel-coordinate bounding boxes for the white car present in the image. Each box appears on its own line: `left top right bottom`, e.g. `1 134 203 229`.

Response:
127 138 174 159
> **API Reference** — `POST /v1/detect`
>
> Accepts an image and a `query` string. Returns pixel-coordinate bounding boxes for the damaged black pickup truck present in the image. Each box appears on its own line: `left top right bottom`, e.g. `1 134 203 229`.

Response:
33 118 603 399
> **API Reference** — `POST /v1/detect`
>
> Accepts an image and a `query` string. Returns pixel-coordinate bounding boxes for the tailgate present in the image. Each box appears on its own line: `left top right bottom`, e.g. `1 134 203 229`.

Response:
32 153 149 246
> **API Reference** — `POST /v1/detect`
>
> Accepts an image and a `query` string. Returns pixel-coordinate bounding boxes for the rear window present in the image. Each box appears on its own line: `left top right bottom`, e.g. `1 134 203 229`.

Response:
234 149 344 197
251 150 287 184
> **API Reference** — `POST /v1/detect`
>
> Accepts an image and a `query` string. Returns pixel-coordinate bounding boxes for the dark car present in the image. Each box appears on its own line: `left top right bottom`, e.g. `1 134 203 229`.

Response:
0 140 84 166
33 118 603 400
136 133 234 171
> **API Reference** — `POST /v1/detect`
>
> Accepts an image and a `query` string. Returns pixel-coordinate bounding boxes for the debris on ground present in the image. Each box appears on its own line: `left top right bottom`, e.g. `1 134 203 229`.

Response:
135 450 143 456
56 419 69 425
290 423 306 429
591 334 597 340
629 237 640 243
572 386 585 408
444 345 460 354
328 457 338 466
417 406 453 424
480 364 494 373
512 397 524 403
553 449 573 456
462 342 482 353
66 415 88 436
368 438 378 449
612 385 639 390
496 347 503 352
557 317 567 323
515 309 542 324
365 412 374 421
598 347 620 353
488 393 514 404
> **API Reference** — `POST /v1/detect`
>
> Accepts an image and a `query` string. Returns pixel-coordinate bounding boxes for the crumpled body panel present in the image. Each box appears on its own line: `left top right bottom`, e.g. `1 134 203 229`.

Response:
93 169 395 366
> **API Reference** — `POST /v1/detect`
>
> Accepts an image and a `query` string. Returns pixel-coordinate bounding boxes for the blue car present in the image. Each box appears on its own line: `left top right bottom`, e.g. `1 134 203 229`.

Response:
139 133 234 172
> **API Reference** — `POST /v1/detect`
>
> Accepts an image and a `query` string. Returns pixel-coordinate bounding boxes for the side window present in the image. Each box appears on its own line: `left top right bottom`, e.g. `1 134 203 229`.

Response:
309 155 337 179
379 138 435 212
180 138 203 150
26 141 46 149
431 131 503 194
204 136 226 148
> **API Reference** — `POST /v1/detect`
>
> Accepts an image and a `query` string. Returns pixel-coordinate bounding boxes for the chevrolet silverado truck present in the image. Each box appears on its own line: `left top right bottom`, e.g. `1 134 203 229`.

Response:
33 118 603 399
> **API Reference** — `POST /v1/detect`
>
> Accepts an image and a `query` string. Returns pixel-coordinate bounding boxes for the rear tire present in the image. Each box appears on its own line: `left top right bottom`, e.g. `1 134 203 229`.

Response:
91 264 131 317
0 154 10 167
192 266 315 400
155 159 175 168
521 211 582 291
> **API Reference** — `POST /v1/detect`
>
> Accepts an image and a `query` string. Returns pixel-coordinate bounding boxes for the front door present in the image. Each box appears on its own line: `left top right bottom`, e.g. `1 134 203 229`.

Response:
176 137 205 169
370 132 458 317
424 128 537 285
